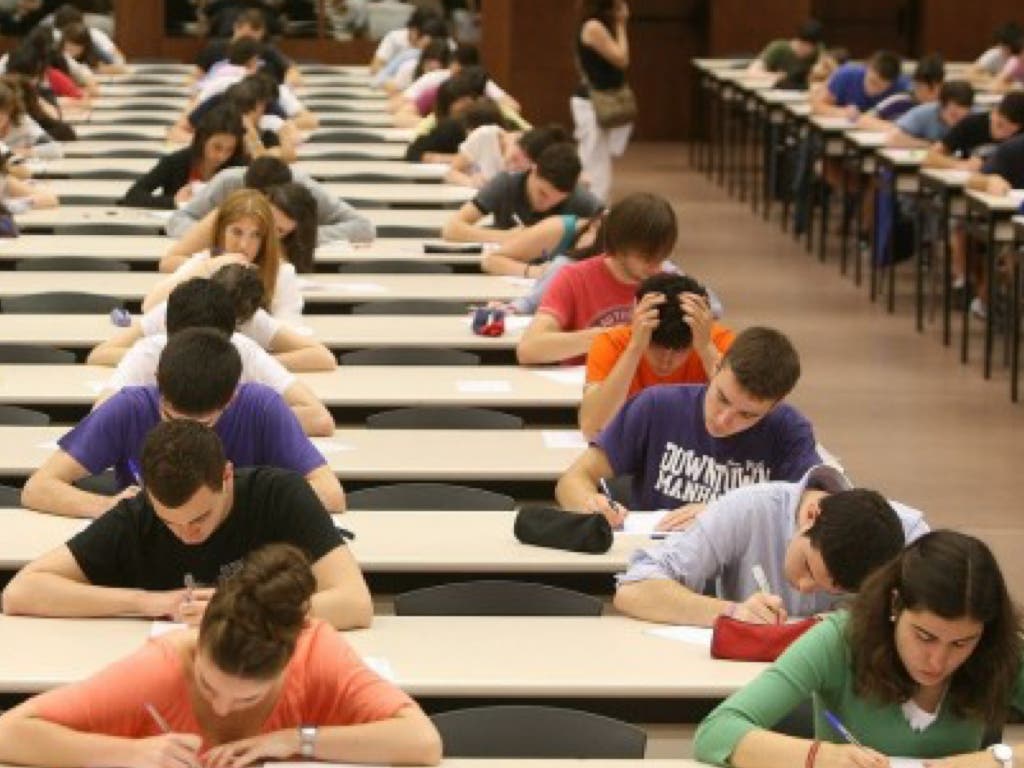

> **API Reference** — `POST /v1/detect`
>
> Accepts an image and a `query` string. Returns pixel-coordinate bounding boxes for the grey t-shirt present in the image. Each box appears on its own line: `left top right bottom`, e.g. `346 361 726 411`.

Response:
472 171 603 229
895 102 950 142
616 464 930 618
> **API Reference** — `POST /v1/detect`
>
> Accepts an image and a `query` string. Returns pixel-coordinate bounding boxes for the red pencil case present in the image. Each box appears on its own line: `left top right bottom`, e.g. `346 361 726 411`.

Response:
710 615 820 662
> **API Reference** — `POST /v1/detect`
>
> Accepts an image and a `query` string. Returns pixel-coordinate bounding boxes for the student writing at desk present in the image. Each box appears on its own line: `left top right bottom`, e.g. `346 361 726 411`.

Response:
694 531 1023 768
4 420 369 628
614 464 929 626
0 544 438 766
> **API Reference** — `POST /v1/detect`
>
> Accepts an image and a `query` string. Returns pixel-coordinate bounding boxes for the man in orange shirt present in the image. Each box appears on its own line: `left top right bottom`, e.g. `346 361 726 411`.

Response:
580 273 734 438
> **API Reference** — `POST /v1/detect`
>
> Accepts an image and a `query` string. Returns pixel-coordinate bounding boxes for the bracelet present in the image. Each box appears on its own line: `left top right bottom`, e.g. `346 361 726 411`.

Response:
805 740 821 768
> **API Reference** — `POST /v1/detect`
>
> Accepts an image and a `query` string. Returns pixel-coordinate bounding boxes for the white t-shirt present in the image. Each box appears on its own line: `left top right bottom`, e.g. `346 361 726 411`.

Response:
976 46 1011 76
194 62 248 106
175 251 305 324
374 28 411 65
106 332 295 393
141 301 282 349
458 124 505 182
403 68 509 103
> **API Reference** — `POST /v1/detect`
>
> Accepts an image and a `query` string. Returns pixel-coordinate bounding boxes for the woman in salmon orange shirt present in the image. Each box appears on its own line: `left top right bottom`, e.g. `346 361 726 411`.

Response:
0 544 442 768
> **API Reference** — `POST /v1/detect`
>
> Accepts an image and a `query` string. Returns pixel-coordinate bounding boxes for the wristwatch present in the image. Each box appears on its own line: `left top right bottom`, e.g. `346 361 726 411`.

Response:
298 725 318 758
990 743 1013 768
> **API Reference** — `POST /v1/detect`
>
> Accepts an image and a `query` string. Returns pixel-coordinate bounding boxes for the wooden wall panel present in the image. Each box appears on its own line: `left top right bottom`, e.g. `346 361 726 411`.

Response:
708 0 811 57
916 0 1019 62
810 0 915 57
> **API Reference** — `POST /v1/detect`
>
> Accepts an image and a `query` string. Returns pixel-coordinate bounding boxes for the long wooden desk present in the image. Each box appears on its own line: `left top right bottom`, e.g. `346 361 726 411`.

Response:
0 271 527 304
44 179 472 206
0 364 584 410
0 426 586 481
30 159 448 182
0 614 762 698
0 508 638 576
60 140 408 161
0 314 523 355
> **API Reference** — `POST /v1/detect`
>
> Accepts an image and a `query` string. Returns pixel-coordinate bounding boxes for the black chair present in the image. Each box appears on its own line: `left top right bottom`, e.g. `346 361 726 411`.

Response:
396 580 603 616
0 404 49 426
339 347 480 366
77 131 159 141
376 226 442 239
308 129 390 143
366 407 523 430
64 169 141 180
432 705 645 758
346 482 515 511
0 345 75 364
351 300 469 315
0 483 21 506
15 257 130 272
1 293 124 314
337 260 452 275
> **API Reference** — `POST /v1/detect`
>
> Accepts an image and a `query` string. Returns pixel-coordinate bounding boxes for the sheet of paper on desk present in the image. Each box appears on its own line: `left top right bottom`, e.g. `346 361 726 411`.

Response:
146 210 173 221
310 438 356 454
362 656 396 682
889 760 925 768
456 379 512 393
36 440 59 450
1009 190 1024 206
500 276 534 287
533 366 586 386
542 429 588 449
84 379 106 394
621 510 669 535
646 625 714 648
150 621 186 637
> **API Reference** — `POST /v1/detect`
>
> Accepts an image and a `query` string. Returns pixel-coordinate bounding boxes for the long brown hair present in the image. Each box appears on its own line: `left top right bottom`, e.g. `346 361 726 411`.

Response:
849 530 1022 727
199 544 314 680
212 189 282 309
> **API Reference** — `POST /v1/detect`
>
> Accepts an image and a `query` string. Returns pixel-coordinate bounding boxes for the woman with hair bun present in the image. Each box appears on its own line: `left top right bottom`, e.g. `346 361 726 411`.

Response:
0 544 442 768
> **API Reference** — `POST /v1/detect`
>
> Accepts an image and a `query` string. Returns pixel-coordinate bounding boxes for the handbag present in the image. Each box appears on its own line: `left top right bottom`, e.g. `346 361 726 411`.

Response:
514 505 614 554
589 83 638 129
710 615 820 662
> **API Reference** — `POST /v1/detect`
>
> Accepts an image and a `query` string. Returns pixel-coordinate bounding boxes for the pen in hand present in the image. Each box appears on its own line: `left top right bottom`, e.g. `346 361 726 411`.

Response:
823 709 864 748
144 702 171 734
598 478 626 525
183 573 195 605
750 563 782 624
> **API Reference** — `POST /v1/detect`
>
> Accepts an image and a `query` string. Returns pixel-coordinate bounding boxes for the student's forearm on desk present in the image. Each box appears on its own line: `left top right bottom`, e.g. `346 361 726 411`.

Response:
0 714 153 768
441 218 510 243
20 476 116 519
578 347 643 439
2 571 155 618
613 579 730 626
273 345 337 372
307 466 346 513
516 326 603 365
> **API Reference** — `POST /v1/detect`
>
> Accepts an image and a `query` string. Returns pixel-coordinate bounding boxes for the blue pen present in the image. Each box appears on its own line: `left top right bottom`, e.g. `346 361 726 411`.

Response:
823 710 864 748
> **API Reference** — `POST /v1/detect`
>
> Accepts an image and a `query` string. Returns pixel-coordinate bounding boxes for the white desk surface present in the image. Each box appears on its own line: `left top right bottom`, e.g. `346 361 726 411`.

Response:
0 426 585 479
919 168 970 187
0 235 485 266
0 507 638 573
13 206 450 235
60 140 408 160
43 179 472 205
69 109 396 127
0 270 524 303
31 159 448 182
0 364 584 408
70 123 412 142
0 613 762 696
0 314 522 350
306 126 413 142
965 188 1024 212
11 761 697 768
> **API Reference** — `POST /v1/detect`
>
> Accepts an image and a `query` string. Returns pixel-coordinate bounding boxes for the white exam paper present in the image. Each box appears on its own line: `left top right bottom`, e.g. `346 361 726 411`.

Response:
621 510 669 535
533 366 586 386
646 625 714 648
455 380 512 394
541 430 588 449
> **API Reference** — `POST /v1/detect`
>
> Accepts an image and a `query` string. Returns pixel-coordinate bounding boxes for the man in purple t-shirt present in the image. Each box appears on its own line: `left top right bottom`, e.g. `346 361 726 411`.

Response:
556 327 821 532
21 328 345 518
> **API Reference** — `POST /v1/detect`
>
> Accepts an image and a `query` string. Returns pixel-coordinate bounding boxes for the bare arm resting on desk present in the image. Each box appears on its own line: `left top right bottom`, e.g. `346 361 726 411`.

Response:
21 450 137 519
441 201 513 243
515 312 604 365
306 464 346 513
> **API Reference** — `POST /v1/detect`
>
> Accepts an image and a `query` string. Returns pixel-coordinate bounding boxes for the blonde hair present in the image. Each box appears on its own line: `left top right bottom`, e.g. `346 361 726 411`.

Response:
212 189 283 309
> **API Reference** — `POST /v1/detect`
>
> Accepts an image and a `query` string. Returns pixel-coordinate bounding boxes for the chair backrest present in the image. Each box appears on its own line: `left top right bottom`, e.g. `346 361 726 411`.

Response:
336 260 452 275
1 292 124 314
0 344 76 364
375 225 442 239
351 299 469 315
366 406 523 430
339 347 480 366
308 129 385 143
432 705 646 758
0 404 49 426
346 482 515 511
15 257 130 272
395 580 603 617
0 483 21 506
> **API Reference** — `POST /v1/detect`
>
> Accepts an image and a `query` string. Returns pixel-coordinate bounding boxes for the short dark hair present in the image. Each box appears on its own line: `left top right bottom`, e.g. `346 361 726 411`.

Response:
912 53 944 86
224 77 268 113
868 50 902 84
997 92 1024 128
235 7 268 34
796 18 823 45
407 7 441 32
165 278 236 336
720 326 801 402
604 192 678 262
244 156 292 189
938 80 974 109
141 420 226 508
636 273 708 350
418 15 449 41
52 4 83 28
434 71 481 118
534 142 582 193
190 104 243 165
210 263 265 325
157 328 241 415
226 37 263 66
460 97 504 132
994 21 1024 54
418 38 452 72
453 43 480 68
806 489 904 592
518 124 570 163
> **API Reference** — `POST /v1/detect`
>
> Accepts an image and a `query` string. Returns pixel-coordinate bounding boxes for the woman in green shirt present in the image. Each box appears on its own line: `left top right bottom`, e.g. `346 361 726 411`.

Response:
695 530 1023 768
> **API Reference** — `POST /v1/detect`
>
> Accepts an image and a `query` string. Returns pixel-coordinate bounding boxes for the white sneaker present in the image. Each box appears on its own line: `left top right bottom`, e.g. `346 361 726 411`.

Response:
970 297 987 320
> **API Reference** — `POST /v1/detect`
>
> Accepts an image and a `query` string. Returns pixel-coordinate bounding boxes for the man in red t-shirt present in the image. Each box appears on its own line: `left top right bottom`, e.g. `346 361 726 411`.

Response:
579 273 735 438
516 192 678 365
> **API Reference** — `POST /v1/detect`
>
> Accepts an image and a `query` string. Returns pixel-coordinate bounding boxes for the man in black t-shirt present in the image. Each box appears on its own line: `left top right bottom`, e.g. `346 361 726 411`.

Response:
2 421 371 629
441 142 604 243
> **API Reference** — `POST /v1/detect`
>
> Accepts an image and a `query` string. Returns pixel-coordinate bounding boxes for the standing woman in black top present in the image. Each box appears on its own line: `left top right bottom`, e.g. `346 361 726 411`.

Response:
121 105 246 210
571 0 631 203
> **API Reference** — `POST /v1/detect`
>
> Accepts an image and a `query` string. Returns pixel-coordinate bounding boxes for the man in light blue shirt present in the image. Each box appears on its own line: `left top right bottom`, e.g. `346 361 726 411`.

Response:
613 465 929 626
894 80 975 144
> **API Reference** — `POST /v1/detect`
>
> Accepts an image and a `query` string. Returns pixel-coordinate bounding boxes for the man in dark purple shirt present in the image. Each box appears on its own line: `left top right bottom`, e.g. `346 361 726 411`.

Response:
556 327 821 532
21 328 345 518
